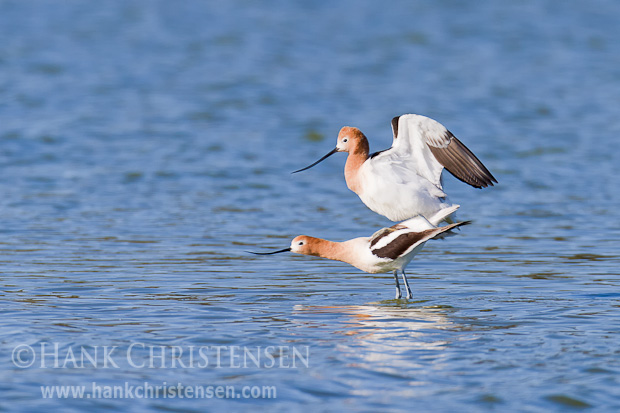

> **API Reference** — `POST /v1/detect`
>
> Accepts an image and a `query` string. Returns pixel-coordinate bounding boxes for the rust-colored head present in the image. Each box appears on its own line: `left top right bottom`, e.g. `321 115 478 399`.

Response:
290 235 323 257
336 127 368 154
250 235 336 260
291 126 369 174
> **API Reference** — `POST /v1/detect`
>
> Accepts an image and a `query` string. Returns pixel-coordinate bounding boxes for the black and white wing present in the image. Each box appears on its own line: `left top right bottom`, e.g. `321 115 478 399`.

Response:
389 114 498 189
369 219 471 260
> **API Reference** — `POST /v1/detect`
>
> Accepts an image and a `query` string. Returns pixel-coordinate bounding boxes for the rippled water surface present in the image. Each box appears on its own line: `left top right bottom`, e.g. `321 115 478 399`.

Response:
1 0 620 411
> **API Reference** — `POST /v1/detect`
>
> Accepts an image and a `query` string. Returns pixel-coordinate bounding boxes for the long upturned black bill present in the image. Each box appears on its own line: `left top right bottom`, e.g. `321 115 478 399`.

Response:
248 248 291 255
292 147 339 174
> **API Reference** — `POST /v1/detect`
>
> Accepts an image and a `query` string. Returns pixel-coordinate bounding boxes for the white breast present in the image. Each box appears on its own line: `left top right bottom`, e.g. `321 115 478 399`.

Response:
356 158 451 221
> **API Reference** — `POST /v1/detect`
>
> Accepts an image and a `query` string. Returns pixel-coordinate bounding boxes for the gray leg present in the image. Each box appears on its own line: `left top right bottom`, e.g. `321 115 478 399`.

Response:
393 270 402 299
401 269 413 299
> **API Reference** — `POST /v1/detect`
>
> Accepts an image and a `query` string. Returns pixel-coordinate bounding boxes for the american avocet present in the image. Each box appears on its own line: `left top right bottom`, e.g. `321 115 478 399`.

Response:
250 206 469 299
293 114 497 222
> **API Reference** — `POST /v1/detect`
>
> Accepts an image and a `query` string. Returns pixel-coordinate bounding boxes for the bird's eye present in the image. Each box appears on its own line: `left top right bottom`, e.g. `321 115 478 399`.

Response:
298 241 304 246
342 138 348 143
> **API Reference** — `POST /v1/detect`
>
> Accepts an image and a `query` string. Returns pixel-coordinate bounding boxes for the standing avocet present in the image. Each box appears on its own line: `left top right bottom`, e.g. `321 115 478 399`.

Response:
250 206 469 299
293 114 497 222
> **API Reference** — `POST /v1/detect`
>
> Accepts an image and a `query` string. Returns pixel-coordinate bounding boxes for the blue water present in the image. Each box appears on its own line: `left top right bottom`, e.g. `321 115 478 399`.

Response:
1 0 620 411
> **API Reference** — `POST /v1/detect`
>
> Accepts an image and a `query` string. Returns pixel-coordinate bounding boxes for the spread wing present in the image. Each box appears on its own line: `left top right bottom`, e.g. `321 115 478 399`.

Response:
389 114 497 189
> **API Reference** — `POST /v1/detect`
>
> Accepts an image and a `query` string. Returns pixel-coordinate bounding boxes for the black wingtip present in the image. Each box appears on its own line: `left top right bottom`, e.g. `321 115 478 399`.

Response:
391 116 400 139
478 174 498 188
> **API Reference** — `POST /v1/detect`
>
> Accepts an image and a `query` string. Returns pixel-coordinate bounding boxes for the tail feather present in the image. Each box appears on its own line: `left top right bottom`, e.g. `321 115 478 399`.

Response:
431 220 471 240
428 205 460 226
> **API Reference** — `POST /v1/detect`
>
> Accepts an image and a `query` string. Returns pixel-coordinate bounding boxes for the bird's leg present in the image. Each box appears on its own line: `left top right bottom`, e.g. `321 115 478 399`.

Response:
393 270 402 299
401 269 413 300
